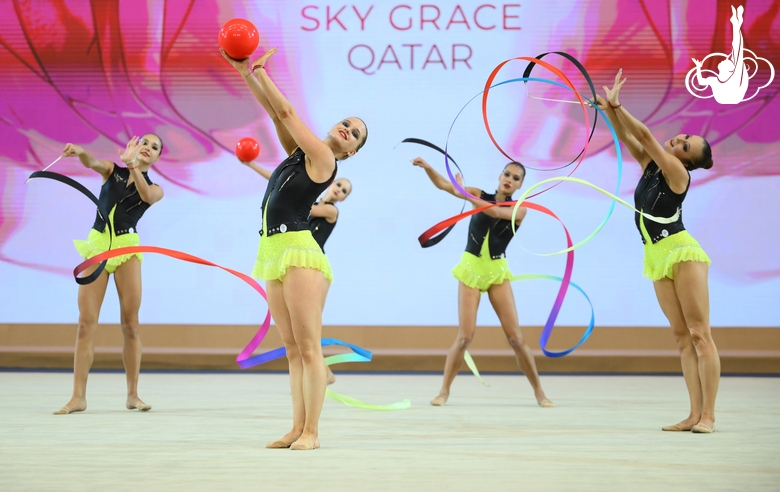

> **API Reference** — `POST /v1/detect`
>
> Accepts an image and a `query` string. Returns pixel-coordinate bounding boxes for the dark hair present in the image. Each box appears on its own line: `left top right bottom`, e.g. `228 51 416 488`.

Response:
686 138 712 171
355 117 368 152
505 161 526 178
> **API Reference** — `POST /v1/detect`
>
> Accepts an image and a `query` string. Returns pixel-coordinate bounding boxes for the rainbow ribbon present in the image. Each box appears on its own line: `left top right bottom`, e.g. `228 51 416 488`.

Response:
27 170 410 411
419 54 619 358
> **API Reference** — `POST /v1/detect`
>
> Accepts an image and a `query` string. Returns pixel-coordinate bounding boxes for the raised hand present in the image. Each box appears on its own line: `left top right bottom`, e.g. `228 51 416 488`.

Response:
594 94 610 111
412 157 431 170
453 173 465 198
603 69 626 107
252 47 279 71
220 49 251 74
119 136 140 165
61 143 84 157
691 58 703 67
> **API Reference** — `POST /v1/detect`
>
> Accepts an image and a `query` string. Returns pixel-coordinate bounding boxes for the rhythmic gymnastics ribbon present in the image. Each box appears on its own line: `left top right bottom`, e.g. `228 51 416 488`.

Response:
418 54 610 359
27 170 111 284
394 138 466 247
518 52 599 171
26 170 410 411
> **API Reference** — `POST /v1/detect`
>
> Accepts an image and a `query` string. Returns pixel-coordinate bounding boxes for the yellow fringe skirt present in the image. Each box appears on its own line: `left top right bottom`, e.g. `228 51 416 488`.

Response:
452 232 513 292
640 217 711 281
252 201 332 282
73 207 142 275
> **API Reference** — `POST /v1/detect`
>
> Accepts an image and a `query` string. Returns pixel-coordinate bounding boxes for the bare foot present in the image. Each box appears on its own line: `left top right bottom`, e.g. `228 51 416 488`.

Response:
290 434 320 450
266 430 302 449
662 416 699 431
53 399 86 415
126 396 152 411
326 367 336 385
430 394 448 406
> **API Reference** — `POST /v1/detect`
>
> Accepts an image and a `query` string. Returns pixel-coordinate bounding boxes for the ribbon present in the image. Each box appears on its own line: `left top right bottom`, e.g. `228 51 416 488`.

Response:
28 170 409 410
463 350 489 386
75 247 411 410
237 333 412 411
519 52 599 171
419 54 612 358
27 170 111 284
462 271 595 381
395 138 467 247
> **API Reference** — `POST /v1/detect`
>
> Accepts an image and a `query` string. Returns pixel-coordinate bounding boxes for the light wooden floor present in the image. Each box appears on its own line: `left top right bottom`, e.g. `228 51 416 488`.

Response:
1 371 778 491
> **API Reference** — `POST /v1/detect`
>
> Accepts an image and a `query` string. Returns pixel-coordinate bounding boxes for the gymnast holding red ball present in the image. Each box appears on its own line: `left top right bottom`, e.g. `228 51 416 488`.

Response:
221 18 368 450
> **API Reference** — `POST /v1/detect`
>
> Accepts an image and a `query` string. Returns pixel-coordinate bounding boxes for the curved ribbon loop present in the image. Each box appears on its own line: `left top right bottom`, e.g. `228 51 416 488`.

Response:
520 51 599 171
27 170 110 284
398 138 466 248
422 54 611 358
34 171 410 410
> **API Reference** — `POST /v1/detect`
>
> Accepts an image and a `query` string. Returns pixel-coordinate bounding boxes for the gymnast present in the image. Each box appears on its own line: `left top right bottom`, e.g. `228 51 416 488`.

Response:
241 158 353 385
55 135 164 415
599 70 719 433
223 46 367 449
413 157 554 408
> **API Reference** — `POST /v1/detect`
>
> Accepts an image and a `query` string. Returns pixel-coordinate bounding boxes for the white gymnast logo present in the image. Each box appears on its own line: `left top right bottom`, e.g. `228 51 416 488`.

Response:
685 5 774 104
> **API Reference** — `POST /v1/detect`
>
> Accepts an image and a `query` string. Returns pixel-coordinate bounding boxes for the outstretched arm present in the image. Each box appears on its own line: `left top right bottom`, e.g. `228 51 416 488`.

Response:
252 48 335 182
62 143 113 181
221 50 297 156
412 157 480 198
595 94 650 169
605 70 689 192
240 160 273 180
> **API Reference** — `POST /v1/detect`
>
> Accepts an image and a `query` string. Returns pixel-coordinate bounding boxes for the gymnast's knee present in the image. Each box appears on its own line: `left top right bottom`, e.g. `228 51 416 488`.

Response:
457 335 474 350
688 325 717 356
506 335 526 351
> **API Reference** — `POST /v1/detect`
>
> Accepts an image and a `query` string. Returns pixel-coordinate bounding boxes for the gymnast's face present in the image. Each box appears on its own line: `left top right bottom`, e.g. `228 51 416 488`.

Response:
329 178 352 202
665 134 705 167
137 134 162 165
498 164 525 195
327 118 367 160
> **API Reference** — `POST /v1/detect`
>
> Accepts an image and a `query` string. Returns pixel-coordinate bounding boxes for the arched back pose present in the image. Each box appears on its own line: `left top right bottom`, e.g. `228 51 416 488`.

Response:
692 6 748 104
55 135 165 414
413 158 553 408
223 48 367 450
599 70 719 433
241 158 352 384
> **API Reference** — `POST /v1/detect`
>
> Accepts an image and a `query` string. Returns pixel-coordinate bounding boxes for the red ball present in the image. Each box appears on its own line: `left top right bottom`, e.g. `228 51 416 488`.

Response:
235 137 260 162
218 18 259 60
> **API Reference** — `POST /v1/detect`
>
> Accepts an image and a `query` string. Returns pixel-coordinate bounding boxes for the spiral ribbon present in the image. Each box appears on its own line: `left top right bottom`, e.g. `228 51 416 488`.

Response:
27 170 410 411
417 54 613 358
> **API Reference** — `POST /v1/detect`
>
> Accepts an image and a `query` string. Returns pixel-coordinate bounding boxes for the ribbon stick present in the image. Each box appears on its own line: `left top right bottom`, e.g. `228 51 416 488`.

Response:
25 156 62 184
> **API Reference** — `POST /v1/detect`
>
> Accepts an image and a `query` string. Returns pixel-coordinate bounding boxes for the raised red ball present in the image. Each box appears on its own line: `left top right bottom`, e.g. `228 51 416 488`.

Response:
218 18 259 60
235 137 260 162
